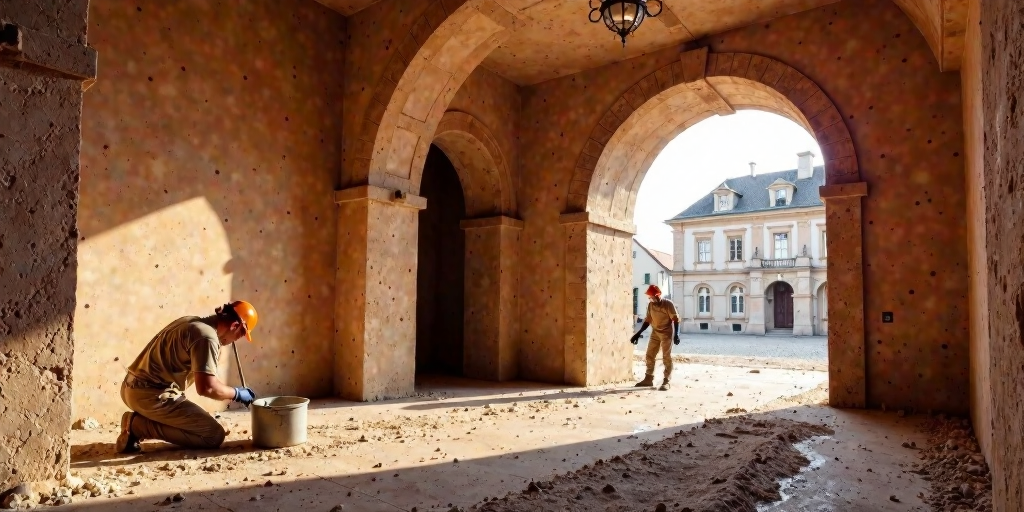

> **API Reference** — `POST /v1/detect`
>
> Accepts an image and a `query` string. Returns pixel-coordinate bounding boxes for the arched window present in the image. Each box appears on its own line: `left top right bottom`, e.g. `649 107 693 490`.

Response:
731 286 745 315
698 287 711 315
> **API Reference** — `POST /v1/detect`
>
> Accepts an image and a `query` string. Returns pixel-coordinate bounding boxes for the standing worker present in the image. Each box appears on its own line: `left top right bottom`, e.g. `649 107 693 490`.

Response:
630 285 680 390
116 301 260 453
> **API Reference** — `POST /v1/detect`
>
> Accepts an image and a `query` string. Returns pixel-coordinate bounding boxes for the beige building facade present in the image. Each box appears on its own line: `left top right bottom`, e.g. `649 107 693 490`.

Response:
668 154 827 336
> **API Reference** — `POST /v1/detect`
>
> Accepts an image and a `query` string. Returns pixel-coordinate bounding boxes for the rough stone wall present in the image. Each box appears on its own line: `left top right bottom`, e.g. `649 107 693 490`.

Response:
0 0 90 491
582 225 634 385
76 0 346 421
960 0 991 463
519 0 970 411
980 0 1024 508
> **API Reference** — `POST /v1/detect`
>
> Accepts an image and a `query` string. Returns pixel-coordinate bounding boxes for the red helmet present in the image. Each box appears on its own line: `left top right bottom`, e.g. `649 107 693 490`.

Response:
645 285 662 297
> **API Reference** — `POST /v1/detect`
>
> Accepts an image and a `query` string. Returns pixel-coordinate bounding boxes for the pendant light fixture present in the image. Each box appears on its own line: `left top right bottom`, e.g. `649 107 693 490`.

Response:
589 0 663 47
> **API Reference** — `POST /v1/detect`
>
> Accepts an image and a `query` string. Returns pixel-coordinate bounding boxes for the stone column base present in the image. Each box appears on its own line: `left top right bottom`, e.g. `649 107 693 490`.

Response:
461 216 523 381
334 186 426 401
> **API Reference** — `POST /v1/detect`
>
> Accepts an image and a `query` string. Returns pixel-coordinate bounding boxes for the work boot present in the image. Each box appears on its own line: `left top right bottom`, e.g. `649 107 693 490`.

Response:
658 380 671 391
115 411 141 454
634 375 654 387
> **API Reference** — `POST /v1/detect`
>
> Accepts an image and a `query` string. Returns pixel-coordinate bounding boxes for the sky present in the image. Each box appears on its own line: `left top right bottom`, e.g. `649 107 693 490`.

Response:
632 111 824 254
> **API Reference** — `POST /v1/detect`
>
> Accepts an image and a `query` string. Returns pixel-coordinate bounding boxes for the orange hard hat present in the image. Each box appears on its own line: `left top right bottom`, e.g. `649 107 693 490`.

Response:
230 300 259 342
645 285 662 297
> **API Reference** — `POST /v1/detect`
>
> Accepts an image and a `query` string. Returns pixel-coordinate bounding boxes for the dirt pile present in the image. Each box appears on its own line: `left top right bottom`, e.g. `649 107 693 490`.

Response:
914 416 992 512
470 416 833 512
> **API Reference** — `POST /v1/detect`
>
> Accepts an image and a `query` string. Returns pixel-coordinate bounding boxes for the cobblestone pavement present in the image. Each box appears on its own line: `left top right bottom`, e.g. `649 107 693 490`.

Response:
635 332 828 361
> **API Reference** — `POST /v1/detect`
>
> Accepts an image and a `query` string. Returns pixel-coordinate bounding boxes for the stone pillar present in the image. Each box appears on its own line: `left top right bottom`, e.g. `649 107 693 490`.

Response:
460 216 523 381
747 270 766 335
0 5 97 492
819 182 868 408
793 266 814 336
560 212 635 386
334 186 426 401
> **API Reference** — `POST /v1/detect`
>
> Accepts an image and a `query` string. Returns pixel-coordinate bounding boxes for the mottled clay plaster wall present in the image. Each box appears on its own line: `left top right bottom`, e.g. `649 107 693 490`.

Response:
447 65 522 203
0 0 90 491
77 0 346 422
960 0 991 463
980 0 1024 507
520 0 970 410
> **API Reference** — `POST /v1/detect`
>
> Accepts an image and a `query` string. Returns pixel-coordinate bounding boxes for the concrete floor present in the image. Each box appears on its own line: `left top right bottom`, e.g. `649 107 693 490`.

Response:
62 360 934 511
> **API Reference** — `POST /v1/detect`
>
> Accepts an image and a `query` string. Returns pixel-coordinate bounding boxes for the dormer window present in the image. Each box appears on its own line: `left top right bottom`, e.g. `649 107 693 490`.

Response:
766 178 796 208
712 182 741 212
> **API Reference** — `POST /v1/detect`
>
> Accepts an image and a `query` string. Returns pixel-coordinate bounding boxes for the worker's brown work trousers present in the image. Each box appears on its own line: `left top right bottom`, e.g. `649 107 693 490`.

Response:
120 377 226 450
644 335 673 381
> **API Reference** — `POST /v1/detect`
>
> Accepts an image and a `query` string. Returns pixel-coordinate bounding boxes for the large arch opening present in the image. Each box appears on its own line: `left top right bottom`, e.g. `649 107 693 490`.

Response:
334 1 521 400
563 49 866 408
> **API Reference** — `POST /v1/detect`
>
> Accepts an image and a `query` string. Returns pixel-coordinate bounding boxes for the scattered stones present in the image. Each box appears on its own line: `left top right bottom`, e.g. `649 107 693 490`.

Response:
726 392 734 397
655 504 668 512
601 484 616 494
72 417 101 430
748 369 760 374
172 493 185 502
329 506 345 512
889 495 900 502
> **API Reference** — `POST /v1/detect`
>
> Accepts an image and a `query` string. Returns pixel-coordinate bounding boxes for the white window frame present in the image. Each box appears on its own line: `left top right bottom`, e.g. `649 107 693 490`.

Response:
696 239 712 263
773 232 789 259
730 286 745 316
728 237 743 261
775 188 787 206
718 195 730 211
820 230 827 259
697 287 711 316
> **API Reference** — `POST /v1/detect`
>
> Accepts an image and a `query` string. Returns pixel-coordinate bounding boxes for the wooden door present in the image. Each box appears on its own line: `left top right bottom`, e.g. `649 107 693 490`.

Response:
773 282 794 328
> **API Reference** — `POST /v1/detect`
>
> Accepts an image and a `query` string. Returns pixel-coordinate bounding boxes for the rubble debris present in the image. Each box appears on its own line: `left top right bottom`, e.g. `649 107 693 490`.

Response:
918 416 993 511
72 417 101 430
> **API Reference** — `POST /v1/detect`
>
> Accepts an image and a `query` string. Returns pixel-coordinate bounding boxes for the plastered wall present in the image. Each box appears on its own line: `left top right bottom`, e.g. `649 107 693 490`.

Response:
0 0 90 490
960 0 991 464
979 0 1024 507
519 0 970 410
77 0 346 422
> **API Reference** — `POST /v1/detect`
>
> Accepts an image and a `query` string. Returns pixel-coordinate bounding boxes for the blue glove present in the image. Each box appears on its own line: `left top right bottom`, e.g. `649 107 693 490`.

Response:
233 387 256 406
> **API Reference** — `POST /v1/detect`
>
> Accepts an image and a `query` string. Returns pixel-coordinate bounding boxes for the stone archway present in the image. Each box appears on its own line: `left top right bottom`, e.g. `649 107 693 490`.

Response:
432 111 522 382
561 48 868 407
334 0 521 401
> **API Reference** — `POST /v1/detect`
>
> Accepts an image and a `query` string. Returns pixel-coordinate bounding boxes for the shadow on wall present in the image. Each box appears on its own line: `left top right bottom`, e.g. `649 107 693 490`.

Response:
74 0 346 423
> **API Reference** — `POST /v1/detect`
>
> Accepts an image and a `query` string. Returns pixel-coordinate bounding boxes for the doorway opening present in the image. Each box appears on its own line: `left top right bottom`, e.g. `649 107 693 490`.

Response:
765 281 795 332
415 145 465 376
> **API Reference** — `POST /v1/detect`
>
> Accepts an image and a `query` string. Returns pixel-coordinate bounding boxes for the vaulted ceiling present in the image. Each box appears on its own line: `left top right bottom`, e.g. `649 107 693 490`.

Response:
315 0 968 84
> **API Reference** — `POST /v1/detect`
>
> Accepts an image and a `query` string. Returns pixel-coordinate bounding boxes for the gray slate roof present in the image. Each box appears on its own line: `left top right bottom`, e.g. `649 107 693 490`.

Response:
667 166 825 221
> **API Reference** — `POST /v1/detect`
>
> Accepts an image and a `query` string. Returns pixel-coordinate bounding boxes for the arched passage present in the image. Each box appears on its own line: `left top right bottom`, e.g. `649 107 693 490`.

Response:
334 1 521 401
430 111 522 382
560 48 868 408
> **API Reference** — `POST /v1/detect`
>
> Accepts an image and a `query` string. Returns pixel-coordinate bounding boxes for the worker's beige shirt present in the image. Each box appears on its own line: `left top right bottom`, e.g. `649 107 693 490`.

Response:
644 298 679 342
126 316 221 389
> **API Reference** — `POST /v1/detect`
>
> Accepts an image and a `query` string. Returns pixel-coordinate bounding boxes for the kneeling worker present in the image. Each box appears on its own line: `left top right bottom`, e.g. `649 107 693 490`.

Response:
630 285 680 390
116 301 260 453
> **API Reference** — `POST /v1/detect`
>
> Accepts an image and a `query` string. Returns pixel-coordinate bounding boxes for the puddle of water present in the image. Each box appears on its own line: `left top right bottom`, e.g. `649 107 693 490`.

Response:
757 435 831 512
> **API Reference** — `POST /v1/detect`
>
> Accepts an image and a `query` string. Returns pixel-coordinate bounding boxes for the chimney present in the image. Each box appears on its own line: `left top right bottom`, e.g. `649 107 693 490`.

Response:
797 151 815 179
749 162 756 177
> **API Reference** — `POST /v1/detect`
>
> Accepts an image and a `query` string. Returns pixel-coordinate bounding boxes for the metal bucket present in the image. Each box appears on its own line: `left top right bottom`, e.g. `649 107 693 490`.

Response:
251 396 309 448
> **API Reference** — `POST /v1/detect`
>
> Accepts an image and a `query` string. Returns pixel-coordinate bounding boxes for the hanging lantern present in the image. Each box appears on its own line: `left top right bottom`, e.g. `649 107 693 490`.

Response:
589 0 663 47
